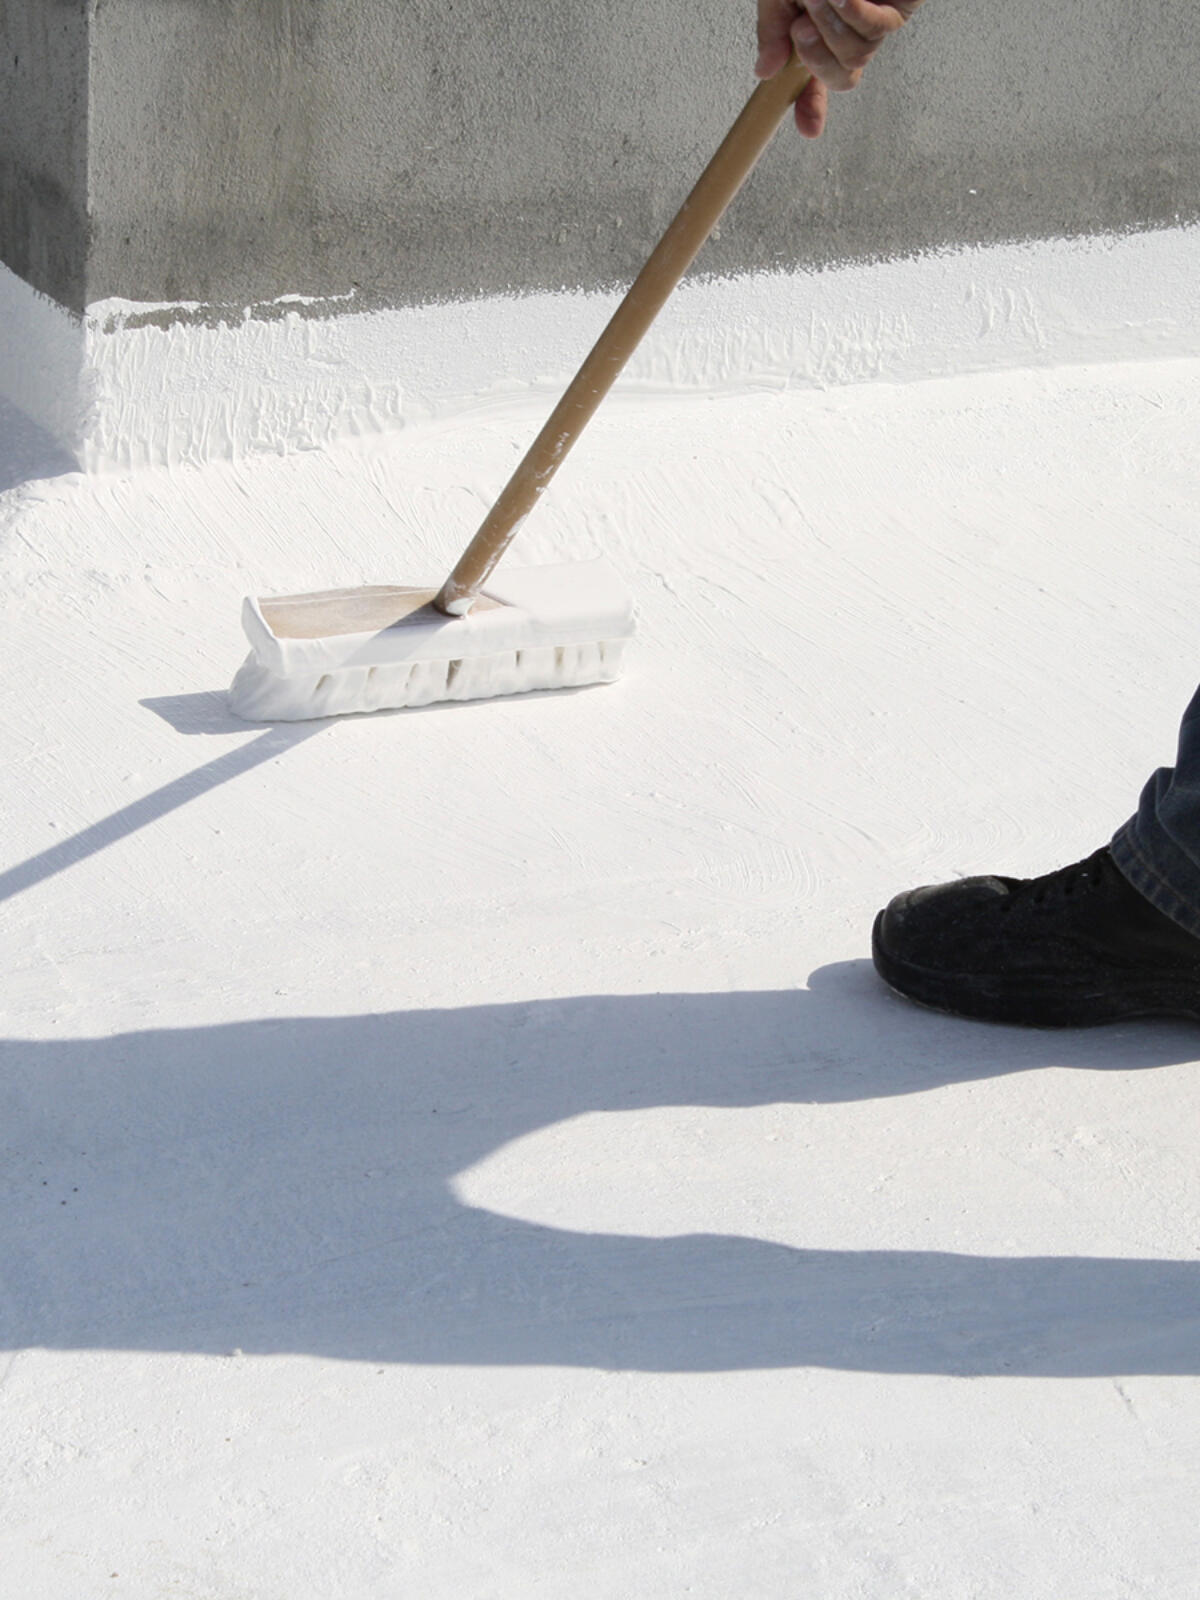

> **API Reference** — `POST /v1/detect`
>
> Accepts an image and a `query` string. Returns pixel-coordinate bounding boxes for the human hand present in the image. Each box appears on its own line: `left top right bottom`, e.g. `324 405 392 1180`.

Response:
755 0 923 138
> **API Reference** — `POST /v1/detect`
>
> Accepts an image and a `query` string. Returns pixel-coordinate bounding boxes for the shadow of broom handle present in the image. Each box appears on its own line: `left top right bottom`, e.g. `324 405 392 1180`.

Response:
434 55 813 616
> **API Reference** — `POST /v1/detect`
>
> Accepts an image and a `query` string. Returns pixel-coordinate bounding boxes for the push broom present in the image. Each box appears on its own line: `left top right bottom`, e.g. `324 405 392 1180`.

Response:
229 56 811 721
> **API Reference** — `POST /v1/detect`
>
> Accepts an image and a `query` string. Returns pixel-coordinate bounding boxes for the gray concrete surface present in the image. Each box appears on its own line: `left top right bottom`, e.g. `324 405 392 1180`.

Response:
4 0 1200 316
0 0 89 311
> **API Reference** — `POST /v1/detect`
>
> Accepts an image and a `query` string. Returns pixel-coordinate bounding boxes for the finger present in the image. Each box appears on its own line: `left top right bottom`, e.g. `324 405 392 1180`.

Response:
822 0 915 43
799 0 883 82
791 12 863 93
756 0 801 78
793 76 829 138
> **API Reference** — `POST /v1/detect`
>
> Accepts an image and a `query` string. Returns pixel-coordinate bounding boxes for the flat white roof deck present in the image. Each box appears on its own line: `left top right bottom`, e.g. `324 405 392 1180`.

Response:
3 232 1200 1596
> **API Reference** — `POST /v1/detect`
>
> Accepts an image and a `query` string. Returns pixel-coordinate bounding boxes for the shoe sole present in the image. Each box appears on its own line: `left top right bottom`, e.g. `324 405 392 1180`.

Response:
871 912 1200 1028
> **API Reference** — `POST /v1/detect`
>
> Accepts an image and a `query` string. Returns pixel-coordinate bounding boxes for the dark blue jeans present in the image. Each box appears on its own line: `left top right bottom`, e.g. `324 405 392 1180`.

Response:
1112 685 1200 938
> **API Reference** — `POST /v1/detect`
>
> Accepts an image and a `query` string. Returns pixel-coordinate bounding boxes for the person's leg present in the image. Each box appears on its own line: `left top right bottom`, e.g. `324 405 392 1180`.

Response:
1111 684 1200 939
871 689 1200 1026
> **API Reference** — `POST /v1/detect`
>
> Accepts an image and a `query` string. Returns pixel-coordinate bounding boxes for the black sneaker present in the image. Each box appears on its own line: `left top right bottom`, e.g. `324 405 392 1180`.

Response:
871 846 1200 1026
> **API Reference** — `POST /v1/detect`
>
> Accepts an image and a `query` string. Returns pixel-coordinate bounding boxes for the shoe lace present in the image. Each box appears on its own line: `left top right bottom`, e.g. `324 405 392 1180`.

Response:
1005 847 1117 911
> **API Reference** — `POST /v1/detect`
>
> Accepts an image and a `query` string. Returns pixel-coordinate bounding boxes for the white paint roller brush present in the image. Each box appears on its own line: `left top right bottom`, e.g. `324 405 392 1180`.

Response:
229 57 812 721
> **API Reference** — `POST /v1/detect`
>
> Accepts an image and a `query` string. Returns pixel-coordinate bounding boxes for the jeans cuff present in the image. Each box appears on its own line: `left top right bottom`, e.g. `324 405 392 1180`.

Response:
1111 821 1200 941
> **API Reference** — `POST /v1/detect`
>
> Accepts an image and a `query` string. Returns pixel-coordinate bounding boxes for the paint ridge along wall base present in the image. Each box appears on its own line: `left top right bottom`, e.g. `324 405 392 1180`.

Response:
2 227 1199 475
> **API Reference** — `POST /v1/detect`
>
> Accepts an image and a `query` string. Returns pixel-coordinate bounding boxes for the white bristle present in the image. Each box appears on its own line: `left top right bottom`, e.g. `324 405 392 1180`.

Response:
230 638 628 720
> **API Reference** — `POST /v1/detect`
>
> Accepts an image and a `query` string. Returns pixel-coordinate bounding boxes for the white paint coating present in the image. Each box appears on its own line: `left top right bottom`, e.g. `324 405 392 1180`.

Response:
4 233 1200 1596
3 224 1200 471
0 263 89 452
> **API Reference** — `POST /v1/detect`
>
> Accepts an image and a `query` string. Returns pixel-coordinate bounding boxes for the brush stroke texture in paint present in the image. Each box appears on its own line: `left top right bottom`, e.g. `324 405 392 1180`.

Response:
2 233 1200 1597
2 226 1200 471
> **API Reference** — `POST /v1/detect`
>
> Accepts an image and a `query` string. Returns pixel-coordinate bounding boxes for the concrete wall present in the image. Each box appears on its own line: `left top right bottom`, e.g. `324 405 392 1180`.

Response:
4 0 1200 315
0 0 90 311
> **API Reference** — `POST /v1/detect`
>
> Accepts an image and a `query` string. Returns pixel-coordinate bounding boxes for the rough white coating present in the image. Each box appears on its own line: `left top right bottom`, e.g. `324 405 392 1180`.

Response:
3 225 1200 471
3 235 1200 1598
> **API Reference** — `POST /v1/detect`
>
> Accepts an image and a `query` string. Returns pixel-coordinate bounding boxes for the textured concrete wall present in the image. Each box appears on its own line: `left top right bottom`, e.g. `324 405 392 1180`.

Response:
5 0 1200 315
0 0 90 311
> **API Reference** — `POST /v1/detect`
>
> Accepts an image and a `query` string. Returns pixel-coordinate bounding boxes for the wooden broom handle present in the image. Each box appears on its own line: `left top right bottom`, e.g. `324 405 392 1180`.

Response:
435 56 812 614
